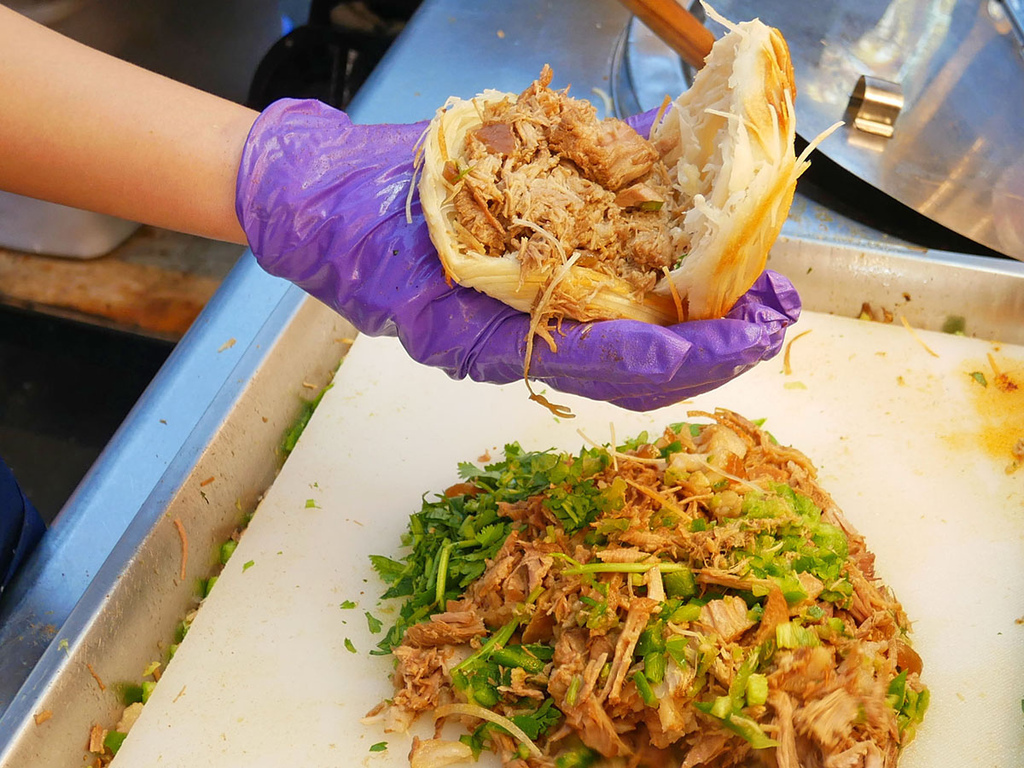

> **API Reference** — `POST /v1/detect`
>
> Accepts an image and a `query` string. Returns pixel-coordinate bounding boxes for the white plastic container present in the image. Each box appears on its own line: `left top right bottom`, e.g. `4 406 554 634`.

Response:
0 191 141 258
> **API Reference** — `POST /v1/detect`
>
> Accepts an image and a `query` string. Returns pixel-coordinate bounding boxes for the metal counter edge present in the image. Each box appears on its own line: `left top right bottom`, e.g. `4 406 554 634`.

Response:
0 255 301 720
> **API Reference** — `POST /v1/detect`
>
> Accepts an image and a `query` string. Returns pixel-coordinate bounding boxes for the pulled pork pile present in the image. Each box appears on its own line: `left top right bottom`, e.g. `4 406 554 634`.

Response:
371 411 928 768
446 66 686 295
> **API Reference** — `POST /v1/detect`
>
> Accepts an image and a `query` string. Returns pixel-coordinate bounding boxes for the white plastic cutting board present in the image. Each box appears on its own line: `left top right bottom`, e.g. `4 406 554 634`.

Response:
111 310 1024 768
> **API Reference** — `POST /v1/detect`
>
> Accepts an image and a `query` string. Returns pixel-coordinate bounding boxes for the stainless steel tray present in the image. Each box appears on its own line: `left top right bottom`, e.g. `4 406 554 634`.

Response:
1 0 1022 764
2 234 1020 767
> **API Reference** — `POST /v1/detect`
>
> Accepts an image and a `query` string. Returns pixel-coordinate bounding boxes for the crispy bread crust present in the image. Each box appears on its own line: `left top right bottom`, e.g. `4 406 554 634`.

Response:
419 17 798 324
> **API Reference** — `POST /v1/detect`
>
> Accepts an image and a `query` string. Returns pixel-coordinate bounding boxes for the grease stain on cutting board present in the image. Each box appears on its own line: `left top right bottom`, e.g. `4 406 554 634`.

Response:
948 352 1024 476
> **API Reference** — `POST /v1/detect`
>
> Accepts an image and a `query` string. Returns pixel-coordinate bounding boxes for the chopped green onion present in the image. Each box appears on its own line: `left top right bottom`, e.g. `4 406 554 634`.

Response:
746 674 768 707
644 651 666 684
435 540 453 607
887 670 908 709
633 670 658 707
566 675 582 707
669 602 702 624
369 741 388 752
469 681 500 707
638 200 664 212
776 621 819 649
665 635 689 667
720 713 779 749
555 746 600 768
451 618 520 675
174 620 189 643
559 560 691 576
219 540 237 564
344 638 357 654
119 683 145 706
663 567 697 599
103 731 128 755
710 694 733 719
491 645 547 674
942 315 966 335
203 576 218 597
635 620 666 656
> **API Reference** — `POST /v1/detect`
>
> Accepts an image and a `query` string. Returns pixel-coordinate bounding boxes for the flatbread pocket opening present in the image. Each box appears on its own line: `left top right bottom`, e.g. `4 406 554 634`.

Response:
418 11 834 411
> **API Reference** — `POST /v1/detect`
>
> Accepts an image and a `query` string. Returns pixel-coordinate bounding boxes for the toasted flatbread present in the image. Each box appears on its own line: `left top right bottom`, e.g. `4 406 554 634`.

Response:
419 12 807 324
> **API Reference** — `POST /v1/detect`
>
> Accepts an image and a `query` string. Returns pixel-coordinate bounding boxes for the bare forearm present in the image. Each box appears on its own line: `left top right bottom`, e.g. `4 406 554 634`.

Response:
0 7 258 244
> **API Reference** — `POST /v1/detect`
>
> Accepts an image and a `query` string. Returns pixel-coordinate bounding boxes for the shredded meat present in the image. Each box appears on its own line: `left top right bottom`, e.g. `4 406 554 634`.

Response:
565 697 632 757
391 645 454 717
401 607 486 648
795 688 862 751
447 65 684 293
380 410 927 768
699 595 755 642
615 182 665 209
548 98 658 191
603 597 659 702
770 692 800 768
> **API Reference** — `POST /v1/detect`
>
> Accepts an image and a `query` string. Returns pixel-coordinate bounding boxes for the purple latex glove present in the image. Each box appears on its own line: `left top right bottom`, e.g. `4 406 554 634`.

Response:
236 99 800 412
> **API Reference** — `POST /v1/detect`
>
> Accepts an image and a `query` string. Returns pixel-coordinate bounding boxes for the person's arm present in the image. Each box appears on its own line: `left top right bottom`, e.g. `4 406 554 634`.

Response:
0 6 258 244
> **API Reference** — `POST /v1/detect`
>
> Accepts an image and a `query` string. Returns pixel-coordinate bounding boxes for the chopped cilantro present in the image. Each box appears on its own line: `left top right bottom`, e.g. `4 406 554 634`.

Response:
339 600 357 610
369 741 388 752
365 612 383 634
510 697 561 739
372 443 615 653
460 698 561 757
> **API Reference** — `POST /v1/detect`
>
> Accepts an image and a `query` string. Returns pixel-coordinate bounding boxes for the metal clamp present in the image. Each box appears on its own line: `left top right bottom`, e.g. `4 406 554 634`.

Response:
847 76 904 139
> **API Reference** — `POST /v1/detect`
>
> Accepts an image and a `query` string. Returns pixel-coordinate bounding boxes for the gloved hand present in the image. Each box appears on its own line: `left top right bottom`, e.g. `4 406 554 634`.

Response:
236 99 800 412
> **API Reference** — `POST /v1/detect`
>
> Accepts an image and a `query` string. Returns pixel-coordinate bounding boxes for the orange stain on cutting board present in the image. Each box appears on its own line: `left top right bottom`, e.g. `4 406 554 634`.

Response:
953 352 1024 474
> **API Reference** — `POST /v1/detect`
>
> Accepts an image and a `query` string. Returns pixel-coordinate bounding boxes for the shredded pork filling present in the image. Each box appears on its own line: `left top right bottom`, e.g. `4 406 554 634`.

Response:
447 66 688 296
372 410 928 768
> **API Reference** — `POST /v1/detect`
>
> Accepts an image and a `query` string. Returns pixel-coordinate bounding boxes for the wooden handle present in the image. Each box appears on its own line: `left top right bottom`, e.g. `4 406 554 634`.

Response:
617 0 715 70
